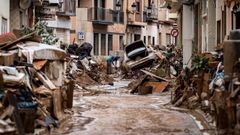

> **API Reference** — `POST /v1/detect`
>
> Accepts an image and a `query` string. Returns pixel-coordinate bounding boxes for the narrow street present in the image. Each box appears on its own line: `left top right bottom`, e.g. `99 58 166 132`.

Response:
53 80 203 135
1 0 240 134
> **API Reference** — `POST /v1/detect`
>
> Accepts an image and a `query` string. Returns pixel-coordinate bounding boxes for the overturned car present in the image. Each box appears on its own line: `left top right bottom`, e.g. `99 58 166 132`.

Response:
123 40 156 70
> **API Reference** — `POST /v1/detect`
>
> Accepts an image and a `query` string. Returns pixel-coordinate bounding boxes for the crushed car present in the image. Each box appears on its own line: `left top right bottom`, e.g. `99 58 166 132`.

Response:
123 40 156 70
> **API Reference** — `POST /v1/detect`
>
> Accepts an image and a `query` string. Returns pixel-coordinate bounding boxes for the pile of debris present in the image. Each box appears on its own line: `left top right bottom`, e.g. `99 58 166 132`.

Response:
171 44 225 133
122 40 182 95
66 42 114 87
0 31 73 134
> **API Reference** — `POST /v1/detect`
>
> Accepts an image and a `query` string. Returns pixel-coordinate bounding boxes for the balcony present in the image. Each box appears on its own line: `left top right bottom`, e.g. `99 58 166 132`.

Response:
113 11 124 24
127 12 146 27
88 7 114 25
146 7 158 22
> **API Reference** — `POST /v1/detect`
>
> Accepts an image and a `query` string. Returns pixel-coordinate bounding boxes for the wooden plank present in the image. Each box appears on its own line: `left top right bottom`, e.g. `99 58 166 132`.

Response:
143 81 169 93
155 51 166 60
0 32 35 50
7 92 25 135
130 75 148 94
140 69 169 82
33 60 48 70
66 80 74 108
53 89 64 120
36 71 56 90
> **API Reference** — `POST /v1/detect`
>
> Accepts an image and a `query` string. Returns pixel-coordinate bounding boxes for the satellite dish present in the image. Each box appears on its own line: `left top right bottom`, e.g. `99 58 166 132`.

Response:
19 0 32 10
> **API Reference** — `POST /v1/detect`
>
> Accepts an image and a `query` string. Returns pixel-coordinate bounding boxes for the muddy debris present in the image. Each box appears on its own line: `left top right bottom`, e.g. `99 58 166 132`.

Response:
0 26 74 134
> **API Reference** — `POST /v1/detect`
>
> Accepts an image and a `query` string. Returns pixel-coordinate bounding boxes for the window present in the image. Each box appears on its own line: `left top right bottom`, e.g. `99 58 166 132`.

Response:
236 12 240 29
101 34 106 55
94 33 99 55
144 36 146 44
119 35 124 50
77 0 80 7
20 11 23 27
166 33 171 45
222 6 226 41
108 35 113 55
152 37 155 46
1 18 7 34
134 34 141 41
148 36 151 45
217 20 221 44
136 1 140 12
148 0 152 7
159 33 162 45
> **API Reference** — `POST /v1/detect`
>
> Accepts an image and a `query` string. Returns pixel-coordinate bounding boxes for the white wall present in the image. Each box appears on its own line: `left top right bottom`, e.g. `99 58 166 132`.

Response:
0 0 10 34
182 5 194 67
143 24 158 46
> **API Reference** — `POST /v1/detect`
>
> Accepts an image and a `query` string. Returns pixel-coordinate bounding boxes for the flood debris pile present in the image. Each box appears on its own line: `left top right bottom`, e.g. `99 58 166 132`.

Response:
123 40 182 95
171 30 240 135
0 31 74 134
66 42 114 88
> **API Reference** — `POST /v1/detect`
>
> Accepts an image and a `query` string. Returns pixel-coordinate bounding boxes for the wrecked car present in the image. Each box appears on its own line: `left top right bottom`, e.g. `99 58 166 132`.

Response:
123 40 156 70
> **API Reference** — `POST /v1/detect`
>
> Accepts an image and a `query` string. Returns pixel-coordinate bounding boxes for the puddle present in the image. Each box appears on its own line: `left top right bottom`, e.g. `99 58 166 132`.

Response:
85 80 131 91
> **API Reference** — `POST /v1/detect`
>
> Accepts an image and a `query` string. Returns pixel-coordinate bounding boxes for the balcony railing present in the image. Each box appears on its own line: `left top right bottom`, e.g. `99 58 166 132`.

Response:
113 11 124 24
128 12 142 22
88 7 114 25
146 7 158 21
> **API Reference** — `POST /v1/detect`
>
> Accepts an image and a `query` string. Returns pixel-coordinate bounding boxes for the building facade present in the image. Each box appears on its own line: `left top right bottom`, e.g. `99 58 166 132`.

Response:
37 0 75 44
0 0 10 34
168 0 240 66
72 0 176 57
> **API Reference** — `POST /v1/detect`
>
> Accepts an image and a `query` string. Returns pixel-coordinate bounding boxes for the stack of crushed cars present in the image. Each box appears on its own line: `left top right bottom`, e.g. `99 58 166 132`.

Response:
0 32 74 134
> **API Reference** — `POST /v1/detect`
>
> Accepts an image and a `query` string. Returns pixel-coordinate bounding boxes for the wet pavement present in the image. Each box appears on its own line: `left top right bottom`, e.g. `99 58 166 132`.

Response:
53 80 203 135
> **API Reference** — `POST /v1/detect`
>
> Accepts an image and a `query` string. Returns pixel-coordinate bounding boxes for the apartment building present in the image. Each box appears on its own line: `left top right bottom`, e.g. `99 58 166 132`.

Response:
72 0 164 57
9 0 75 44
36 0 75 44
72 0 125 57
0 0 10 34
158 0 177 46
168 0 240 66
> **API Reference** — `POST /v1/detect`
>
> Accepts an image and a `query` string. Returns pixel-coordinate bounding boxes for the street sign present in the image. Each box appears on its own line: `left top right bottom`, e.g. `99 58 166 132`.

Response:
170 28 179 37
78 32 84 40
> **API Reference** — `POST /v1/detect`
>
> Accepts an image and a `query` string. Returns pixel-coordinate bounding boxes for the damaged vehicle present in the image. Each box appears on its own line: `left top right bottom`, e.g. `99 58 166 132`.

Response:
123 40 156 70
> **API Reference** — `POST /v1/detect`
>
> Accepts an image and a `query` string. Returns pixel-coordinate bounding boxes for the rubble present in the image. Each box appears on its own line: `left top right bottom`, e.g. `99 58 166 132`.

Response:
122 40 181 95
0 30 73 134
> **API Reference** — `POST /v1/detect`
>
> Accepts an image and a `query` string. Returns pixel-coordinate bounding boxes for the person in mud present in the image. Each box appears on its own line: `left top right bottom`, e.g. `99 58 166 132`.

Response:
106 55 120 74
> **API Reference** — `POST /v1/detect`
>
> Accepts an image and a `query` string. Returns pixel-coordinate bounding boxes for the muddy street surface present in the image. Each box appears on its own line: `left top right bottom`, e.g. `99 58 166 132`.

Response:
53 80 203 135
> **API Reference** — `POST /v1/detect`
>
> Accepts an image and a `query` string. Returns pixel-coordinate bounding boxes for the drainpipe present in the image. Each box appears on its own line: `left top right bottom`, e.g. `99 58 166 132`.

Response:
126 0 129 46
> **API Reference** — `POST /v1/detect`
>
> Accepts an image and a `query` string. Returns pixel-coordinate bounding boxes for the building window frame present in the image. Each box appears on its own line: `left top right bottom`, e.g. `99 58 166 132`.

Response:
166 33 171 45
94 33 99 55
108 34 113 55
101 34 107 55
119 35 124 50
1 17 8 34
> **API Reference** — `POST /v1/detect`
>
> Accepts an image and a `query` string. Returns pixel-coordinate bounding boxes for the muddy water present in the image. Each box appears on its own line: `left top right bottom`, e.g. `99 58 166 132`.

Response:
53 80 203 135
